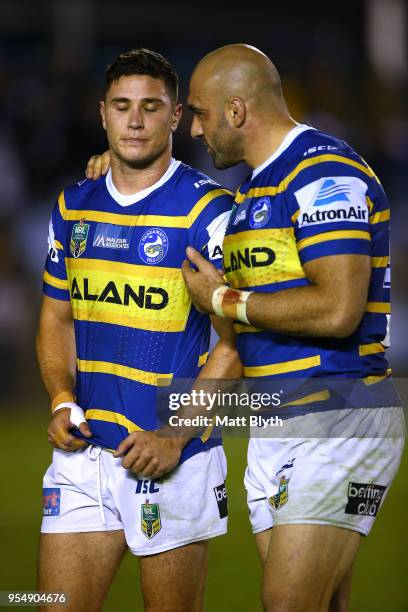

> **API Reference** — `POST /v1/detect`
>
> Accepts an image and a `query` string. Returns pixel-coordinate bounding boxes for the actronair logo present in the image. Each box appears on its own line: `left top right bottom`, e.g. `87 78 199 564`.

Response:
294 176 369 229
299 205 368 227
345 482 387 517
313 179 351 206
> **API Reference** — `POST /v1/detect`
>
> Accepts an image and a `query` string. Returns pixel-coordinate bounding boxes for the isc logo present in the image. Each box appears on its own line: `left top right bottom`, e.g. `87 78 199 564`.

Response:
135 479 160 495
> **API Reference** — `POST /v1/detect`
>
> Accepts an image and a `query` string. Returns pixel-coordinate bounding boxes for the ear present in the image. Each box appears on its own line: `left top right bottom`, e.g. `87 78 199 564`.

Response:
171 103 183 132
227 98 246 128
100 100 107 131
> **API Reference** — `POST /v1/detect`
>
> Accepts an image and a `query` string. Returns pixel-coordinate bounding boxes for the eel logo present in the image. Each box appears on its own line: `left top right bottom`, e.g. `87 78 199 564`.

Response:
139 228 169 264
249 197 271 228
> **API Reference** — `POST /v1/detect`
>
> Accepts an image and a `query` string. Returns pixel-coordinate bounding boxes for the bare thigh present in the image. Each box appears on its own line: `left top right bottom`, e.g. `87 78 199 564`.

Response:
255 524 361 612
38 530 127 612
139 540 209 612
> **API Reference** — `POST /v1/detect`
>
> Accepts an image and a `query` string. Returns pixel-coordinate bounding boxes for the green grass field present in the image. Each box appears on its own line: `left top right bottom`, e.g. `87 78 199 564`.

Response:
1 409 406 611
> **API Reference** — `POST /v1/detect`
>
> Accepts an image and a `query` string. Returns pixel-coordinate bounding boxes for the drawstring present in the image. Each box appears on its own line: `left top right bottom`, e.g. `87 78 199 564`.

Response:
87 446 106 525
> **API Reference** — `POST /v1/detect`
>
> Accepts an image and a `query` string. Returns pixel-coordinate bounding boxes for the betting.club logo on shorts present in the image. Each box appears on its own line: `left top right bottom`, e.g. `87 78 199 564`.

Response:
42 488 61 516
345 482 387 517
214 483 228 519
249 197 272 229
138 228 169 265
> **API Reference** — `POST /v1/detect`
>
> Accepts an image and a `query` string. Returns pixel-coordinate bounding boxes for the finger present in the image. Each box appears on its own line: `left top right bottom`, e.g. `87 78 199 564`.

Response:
78 421 93 438
92 157 103 180
101 150 111 175
185 246 210 269
181 259 194 283
137 458 160 478
185 247 220 279
128 455 151 475
85 156 96 179
114 436 137 458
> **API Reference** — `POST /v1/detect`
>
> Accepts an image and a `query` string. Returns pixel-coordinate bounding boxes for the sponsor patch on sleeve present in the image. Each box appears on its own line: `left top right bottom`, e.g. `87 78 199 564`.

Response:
294 176 369 228
345 482 386 517
206 211 230 260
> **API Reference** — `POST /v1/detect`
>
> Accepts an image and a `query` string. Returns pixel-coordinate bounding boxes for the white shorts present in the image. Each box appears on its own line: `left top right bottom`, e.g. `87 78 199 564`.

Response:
41 445 228 556
245 406 405 536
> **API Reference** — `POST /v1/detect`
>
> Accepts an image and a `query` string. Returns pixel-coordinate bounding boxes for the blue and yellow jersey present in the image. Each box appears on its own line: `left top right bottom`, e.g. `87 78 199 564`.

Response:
223 125 391 385
43 159 233 461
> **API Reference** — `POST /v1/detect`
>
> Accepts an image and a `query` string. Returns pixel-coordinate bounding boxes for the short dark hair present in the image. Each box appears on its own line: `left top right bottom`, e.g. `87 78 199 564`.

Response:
105 48 178 102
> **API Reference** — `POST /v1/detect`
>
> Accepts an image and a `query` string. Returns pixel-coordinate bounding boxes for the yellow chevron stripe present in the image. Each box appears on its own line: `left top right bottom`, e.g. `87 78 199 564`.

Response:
366 196 375 213
85 408 144 432
43 270 69 290
235 154 379 203
67 257 181 280
366 302 391 314
282 390 330 407
363 368 392 385
244 355 321 377
200 422 214 443
359 343 385 357
372 256 388 268
59 188 231 228
188 189 233 225
77 358 173 386
291 209 301 223
55 240 64 250
297 230 370 251
198 351 209 367
370 209 390 224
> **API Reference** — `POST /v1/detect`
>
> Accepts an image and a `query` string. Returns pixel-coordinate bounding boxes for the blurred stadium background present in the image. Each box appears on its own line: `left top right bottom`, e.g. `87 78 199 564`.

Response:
0 0 406 609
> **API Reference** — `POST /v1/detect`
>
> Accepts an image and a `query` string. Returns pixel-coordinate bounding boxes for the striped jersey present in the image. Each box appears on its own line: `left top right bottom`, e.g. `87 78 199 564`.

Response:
223 125 391 389
43 158 233 462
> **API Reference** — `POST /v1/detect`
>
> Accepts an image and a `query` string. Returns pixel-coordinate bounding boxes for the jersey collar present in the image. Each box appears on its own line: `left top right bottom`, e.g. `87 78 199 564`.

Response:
106 157 181 206
251 124 314 179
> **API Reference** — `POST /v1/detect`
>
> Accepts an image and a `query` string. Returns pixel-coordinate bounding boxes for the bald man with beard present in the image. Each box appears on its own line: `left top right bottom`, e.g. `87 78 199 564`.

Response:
181 44 403 612
86 44 404 612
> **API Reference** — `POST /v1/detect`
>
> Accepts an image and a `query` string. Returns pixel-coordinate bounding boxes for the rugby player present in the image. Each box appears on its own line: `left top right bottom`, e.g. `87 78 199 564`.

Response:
179 44 405 611
37 49 241 612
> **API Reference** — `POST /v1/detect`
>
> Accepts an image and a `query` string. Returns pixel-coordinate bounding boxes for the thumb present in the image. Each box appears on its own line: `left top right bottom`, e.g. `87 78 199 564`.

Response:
185 246 209 270
78 421 93 438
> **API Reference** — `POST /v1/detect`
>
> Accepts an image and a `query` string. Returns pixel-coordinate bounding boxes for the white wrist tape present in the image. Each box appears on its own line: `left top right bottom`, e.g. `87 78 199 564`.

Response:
212 285 253 324
53 402 87 428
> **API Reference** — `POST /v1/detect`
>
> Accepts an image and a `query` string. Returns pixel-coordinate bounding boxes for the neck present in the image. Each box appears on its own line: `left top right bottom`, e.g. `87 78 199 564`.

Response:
110 146 172 195
245 116 298 169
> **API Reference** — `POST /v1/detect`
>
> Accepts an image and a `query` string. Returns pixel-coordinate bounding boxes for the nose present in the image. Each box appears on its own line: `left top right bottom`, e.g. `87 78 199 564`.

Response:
128 107 143 130
191 115 203 139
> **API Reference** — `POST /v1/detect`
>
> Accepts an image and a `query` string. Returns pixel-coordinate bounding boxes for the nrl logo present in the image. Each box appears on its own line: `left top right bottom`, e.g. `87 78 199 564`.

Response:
70 218 89 258
268 475 289 510
141 500 162 539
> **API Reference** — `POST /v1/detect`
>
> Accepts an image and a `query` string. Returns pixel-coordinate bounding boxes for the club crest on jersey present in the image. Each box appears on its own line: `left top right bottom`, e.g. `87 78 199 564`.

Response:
70 219 89 258
141 500 162 539
269 475 289 510
249 197 271 228
139 228 168 265
42 487 61 516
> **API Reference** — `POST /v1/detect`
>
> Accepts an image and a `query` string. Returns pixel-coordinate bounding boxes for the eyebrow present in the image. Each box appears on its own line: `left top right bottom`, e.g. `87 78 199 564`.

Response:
110 97 165 104
187 104 203 112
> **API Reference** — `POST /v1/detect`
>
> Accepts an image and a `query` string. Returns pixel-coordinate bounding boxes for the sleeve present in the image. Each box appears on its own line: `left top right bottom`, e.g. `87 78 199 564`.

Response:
287 169 372 265
190 189 234 271
42 193 70 300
